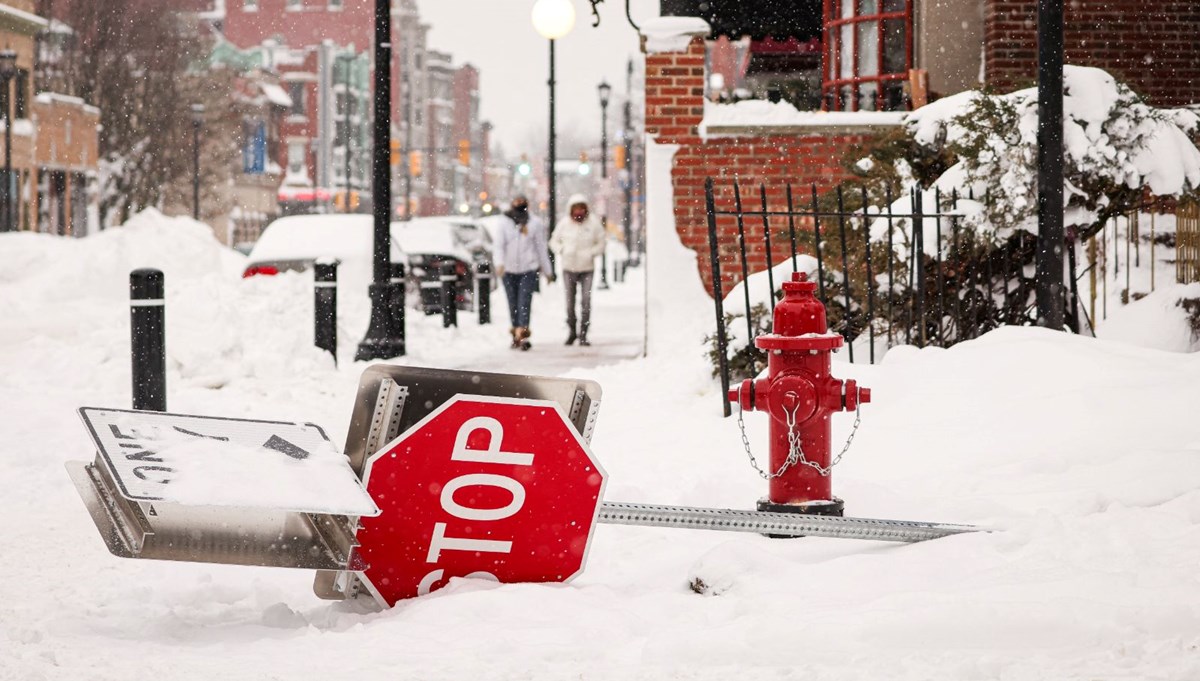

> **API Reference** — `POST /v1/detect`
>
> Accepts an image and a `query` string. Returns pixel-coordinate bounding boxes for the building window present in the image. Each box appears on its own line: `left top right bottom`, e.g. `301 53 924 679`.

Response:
287 81 306 117
287 141 306 177
328 0 343 8
15 69 28 119
823 0 911 112
287 0 302 9
243 120 266 174
243 0 258 10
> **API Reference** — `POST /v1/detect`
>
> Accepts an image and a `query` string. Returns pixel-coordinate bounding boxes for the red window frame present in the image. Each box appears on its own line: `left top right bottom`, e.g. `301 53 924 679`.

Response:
822 0 913 112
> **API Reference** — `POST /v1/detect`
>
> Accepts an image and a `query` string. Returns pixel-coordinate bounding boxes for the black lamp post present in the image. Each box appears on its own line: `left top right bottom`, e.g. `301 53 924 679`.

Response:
1035 0 1065 330
532 0 575 260
190 104 204 222
356 0 404 361
598 80 611 180
0 49 17 232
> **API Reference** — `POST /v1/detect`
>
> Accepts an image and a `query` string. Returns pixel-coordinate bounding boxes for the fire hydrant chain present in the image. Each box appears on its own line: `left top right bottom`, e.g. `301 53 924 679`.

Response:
737 395 862 480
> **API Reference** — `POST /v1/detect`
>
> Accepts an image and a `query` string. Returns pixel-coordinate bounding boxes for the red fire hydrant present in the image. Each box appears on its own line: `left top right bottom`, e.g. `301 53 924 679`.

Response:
728 272 870 517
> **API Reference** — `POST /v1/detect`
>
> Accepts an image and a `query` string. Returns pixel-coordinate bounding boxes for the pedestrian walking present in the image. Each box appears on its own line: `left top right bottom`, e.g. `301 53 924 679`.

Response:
549 194 606 346
493 196 554 350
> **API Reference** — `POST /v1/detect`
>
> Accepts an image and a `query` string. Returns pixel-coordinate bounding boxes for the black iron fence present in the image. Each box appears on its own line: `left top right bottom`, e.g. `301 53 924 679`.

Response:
704 178 1058 416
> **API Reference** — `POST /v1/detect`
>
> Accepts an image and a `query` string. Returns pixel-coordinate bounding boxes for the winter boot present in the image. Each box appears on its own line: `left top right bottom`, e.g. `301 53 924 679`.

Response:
509 327 521 350
564 322 577 346
516 326 532 351
578 322 591 347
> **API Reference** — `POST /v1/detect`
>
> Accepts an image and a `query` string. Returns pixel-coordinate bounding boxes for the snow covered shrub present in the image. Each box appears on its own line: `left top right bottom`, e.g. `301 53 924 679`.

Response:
905 66 1200 242
1180 298 1200 343
705 303 771 381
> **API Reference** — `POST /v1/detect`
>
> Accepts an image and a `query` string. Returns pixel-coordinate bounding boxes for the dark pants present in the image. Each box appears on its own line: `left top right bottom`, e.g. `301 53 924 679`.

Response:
563 270 594 336
502 271 538 328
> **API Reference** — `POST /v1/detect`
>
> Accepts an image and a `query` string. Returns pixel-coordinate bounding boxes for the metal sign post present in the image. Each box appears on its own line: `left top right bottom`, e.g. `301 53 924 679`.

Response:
66 367 980 610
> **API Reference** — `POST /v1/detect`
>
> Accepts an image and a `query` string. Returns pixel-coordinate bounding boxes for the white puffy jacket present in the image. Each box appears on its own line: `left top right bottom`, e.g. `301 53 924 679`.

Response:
549 214 607 273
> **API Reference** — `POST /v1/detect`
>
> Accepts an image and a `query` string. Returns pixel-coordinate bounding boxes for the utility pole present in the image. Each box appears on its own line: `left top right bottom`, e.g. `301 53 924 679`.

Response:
1035 0 1065 329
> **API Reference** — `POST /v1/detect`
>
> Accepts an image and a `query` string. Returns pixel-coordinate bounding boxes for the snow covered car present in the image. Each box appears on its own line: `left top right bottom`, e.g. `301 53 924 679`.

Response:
242 214 404 280
390 217 493 313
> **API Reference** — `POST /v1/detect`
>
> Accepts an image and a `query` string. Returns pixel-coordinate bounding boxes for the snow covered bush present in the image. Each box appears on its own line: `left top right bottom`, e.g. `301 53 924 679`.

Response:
905 66 1200 241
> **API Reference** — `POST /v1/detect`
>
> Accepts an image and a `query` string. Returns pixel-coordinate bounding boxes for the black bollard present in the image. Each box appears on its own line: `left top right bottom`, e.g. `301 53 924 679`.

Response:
130 268 166 411
440 261 458 328
476 261 492 325
314 260 338 363
388 262 407 347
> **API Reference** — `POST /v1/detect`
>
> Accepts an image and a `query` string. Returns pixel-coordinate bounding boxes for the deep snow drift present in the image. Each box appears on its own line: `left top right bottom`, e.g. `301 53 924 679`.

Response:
2 212 1199 680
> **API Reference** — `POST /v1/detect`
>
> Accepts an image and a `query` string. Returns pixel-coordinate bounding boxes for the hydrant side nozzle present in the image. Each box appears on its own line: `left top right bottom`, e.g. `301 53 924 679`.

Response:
729 379 753 411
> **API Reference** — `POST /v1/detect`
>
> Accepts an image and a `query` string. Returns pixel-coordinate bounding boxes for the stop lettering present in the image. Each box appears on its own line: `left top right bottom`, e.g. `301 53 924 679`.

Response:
356 395 607 606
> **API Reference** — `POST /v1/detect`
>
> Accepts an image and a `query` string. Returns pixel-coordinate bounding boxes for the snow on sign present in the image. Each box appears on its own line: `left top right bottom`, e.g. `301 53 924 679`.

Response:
356 395 607 606
77 407 379 516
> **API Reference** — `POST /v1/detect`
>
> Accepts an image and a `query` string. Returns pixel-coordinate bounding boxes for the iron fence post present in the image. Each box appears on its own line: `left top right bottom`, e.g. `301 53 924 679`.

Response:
705 178 732 418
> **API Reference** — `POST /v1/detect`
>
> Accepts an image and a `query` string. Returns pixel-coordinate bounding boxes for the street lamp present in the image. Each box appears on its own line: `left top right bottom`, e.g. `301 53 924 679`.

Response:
356 0 404 360
0 49 17 232
532 0 575 257
598 80 611 180
190 103 204 222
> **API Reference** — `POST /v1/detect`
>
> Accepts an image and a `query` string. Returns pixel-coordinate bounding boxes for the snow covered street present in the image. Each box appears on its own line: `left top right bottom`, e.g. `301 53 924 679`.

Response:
2 214 1200 680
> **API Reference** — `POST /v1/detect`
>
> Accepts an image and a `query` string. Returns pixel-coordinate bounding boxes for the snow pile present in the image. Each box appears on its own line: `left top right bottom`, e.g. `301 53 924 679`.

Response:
1095 283 1200 352
3 207 1200 679
701 99 906 136
640 16 709 54
644 139 713 355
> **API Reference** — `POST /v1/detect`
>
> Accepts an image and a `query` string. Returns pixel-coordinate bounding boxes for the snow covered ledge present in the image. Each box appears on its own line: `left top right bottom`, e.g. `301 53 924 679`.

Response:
641 16 710 54
700 99 907 139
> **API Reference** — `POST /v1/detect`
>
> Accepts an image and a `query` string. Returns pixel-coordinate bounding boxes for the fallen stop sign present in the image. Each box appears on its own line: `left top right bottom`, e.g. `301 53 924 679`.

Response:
356 395 607 605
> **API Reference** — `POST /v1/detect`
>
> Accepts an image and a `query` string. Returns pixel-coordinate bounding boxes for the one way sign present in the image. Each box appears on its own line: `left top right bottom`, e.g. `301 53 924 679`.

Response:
77 407 379 516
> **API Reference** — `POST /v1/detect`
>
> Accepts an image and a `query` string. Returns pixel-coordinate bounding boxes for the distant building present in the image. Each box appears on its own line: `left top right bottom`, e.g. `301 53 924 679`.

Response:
219 0 488 219
207 41 295 247
0 0 100 236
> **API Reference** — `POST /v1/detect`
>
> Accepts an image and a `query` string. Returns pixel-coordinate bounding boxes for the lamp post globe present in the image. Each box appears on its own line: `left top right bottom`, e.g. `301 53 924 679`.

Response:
532 0 576 39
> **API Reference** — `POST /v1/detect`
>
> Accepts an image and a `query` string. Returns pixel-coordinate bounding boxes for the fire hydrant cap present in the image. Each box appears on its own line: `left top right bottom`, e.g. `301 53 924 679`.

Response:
782 271 818 295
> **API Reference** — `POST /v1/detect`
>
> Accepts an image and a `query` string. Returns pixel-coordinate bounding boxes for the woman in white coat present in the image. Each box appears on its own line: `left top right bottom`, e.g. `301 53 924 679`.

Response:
548 194 606 346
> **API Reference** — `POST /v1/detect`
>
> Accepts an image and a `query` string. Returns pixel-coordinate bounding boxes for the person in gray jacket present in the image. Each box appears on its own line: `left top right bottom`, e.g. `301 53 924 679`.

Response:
548 194 606 346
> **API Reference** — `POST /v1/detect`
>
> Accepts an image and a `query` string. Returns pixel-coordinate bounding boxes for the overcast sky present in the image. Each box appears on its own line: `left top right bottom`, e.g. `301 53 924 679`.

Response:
416 0 661 158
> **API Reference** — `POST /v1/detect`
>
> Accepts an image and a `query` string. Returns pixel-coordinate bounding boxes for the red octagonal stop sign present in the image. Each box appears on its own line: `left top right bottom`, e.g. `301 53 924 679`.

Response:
356 395 607 605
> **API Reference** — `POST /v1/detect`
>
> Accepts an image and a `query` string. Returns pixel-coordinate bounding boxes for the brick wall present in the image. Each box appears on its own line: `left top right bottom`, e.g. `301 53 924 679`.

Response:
647 36 868 293
984 0 1200 106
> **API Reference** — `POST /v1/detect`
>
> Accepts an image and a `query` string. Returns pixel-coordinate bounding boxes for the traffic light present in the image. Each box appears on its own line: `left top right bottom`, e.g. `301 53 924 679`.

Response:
614 145 626 170
517 155 532 176
389 139 400 166
458 139 470 167
577 151 590 176
409 150 422 177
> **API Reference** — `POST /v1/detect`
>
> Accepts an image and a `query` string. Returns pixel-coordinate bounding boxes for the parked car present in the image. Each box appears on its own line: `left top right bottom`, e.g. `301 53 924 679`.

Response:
242 214 404 280
390 217 493 313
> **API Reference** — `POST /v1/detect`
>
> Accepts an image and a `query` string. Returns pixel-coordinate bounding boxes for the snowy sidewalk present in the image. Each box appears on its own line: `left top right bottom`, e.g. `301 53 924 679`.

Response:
450 267 646 375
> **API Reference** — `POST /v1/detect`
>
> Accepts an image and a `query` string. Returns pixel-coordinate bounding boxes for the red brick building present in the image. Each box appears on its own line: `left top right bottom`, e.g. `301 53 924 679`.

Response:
983 0 1200 106
651 2 1200 291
